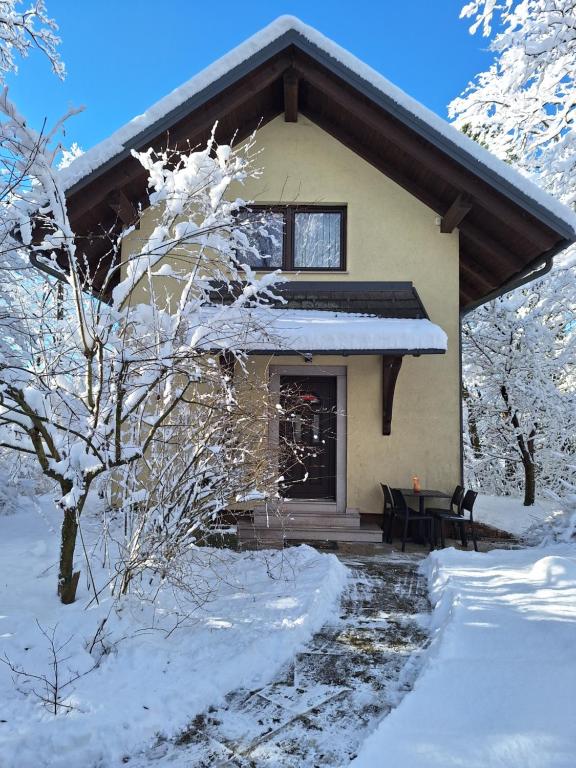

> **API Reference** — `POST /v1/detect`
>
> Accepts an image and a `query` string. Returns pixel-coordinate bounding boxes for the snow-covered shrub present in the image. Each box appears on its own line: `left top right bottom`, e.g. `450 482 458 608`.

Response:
523 493 576 545
0 448 51 514
0 86 285 603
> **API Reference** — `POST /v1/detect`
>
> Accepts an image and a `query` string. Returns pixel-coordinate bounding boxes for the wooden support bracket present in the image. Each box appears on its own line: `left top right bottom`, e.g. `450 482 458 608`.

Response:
283 68 299 123
107 190 139 227
382 355 403 436
441 193 473 233
219 351 235 382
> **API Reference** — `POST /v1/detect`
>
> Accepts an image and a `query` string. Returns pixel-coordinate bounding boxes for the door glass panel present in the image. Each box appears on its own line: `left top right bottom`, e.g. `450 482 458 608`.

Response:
293 211 342 268
279 377 337 500
312 413 320 443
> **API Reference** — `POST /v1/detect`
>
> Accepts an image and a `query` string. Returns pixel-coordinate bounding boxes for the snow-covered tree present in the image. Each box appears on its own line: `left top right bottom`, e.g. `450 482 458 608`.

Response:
463 265 576 505
451 1 576 506
450 0 576 207
0 2 291 604
0 0 63 80
0 102 286 603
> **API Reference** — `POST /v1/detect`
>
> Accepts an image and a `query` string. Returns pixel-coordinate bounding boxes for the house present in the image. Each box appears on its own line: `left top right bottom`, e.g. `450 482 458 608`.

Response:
61 17 576 545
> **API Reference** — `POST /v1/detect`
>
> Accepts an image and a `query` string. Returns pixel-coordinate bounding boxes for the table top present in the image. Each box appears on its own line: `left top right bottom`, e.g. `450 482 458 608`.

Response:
397 488 451 499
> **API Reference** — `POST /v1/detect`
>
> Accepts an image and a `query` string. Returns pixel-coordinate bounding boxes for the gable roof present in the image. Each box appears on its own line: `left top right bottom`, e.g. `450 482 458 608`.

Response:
62 16 576 311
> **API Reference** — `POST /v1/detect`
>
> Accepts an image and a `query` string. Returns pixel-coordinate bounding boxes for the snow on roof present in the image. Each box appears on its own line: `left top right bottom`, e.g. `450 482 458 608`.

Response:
60 16 576 236
191 308 447 354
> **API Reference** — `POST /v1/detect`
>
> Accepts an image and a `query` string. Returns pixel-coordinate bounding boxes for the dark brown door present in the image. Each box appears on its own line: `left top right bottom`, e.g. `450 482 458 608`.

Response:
279 376 337 500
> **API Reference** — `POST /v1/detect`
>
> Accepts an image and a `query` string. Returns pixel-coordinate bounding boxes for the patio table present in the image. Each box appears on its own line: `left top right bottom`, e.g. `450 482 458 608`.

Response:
397 488 451 516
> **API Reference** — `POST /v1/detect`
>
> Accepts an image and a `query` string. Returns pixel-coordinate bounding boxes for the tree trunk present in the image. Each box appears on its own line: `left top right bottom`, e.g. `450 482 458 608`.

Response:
58 507 80 604
500 385 537 507
462 384 482 459
522 457 536 506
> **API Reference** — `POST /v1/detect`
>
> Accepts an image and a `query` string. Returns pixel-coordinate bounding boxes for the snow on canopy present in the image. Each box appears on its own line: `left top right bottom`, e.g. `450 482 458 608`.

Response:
59 16 576 234
189 308 447 353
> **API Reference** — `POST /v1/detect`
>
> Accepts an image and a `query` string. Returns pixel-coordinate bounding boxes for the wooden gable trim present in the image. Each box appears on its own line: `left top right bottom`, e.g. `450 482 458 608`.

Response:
67 52 291 222
295 56 557 252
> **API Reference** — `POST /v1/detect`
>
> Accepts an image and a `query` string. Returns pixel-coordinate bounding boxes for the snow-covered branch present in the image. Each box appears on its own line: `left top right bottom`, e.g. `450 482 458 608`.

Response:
0 95 287 602
0 0 64 81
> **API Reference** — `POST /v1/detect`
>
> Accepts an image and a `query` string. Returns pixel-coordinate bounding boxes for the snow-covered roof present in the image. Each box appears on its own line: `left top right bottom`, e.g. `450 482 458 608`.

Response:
61 15 576 238
192 308 447 354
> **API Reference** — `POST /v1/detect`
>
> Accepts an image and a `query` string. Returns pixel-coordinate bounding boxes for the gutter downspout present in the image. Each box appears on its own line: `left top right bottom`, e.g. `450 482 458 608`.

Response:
462 249 559 316
29 251 68 282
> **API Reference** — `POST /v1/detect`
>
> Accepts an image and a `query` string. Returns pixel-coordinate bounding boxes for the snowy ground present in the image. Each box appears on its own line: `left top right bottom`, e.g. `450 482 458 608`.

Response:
3 496 575 768
0 500 346 768
128 553 431 766
473 493 560 536
353 543 576 768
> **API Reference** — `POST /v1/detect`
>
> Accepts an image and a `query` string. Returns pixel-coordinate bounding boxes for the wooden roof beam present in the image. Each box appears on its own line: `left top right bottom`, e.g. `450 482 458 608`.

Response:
441 193 473 233
107 190 138 226
461 223 524 272
283 68 299 122
460 259 498 292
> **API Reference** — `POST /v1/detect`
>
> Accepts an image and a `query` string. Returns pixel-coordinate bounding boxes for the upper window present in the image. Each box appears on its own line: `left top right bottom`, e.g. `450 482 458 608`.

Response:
239 205 346 271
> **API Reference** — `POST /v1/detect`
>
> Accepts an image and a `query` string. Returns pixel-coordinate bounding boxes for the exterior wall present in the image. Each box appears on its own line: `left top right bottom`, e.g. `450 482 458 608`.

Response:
233 115 461 513
122 114 461 514
247 352 459 515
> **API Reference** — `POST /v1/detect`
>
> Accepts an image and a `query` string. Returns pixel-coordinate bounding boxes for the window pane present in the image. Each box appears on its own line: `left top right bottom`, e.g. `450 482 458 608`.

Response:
294 212 342 268
240 210 284 269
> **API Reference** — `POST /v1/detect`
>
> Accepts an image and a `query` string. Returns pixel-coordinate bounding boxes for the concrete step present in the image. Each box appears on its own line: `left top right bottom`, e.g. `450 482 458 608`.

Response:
238 521 383 544
284 526 383 543
253 511 361 530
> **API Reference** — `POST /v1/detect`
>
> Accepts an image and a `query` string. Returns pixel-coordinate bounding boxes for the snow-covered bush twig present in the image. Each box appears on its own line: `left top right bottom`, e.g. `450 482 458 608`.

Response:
1 620 99 714
462 266 576 505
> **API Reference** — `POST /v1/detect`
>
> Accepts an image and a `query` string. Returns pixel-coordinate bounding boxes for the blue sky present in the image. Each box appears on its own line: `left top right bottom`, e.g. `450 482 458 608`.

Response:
10 1 494 152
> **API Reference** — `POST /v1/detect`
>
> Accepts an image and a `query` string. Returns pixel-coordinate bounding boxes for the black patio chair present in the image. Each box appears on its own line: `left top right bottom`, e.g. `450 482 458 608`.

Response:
380 483 395 543
434 489 479 551
390 488 434 553
427 485 464 545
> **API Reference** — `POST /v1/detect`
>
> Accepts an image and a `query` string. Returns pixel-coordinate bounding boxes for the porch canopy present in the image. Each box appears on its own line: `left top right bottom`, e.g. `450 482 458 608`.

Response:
199 307 446 356
202 281 447 435
203 280 447 355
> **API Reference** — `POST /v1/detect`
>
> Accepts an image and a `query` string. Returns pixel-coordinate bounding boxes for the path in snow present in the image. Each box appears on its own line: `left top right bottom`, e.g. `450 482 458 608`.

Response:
132 553 430 767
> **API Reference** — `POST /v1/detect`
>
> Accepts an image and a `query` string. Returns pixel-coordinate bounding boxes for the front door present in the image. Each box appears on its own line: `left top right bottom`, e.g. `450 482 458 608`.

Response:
279 376 337 500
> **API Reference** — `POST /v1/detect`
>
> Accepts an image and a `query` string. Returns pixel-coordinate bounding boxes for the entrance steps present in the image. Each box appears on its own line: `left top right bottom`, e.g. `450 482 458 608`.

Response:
237 505 383 546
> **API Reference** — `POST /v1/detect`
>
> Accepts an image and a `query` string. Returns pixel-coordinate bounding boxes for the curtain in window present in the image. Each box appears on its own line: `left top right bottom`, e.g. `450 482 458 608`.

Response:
294 212 341 268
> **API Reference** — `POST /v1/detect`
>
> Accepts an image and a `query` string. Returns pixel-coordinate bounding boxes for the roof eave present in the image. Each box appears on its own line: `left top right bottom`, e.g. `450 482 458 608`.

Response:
241 347 446 356
64 28 576 243
461 236 570 315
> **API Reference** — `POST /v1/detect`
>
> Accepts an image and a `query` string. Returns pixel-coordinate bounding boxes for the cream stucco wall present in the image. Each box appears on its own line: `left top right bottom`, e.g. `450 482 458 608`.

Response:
232 116 461 513
122 114 461 514
230 116 459 294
